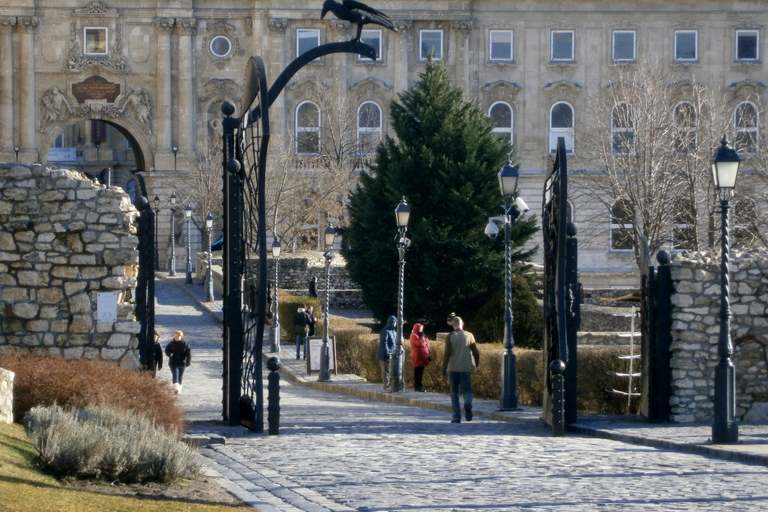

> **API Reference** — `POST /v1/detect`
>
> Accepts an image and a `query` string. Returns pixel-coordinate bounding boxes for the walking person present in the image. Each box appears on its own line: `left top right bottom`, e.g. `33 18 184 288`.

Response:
306 305 317 337
294 305 309 359
442 316 480 423
409 323 431 392
377 315 397 391
150 330 163 378
165 330 192 394
308 276 318 298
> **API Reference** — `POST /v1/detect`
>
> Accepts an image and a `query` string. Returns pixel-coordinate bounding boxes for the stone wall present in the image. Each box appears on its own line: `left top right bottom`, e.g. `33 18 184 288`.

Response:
669 252 768 423
0 367 12 424
0 164 140 366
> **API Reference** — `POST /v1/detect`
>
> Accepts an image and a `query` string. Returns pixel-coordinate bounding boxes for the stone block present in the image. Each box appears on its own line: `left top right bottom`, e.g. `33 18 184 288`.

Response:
13 303 39 319
2 287 29 301
69 315 93 333
68 292 91 312
107 333 131 348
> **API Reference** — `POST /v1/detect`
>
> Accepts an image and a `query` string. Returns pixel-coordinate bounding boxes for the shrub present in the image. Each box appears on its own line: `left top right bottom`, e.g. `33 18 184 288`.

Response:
0 351 185 433
22 404 202 483
278 292 322 340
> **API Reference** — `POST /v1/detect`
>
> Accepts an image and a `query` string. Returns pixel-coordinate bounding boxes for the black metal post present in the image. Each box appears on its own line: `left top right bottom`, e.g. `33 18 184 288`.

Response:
267 357 281 435
185 208 193 284
713 197 739 444
319 250 333 382
205 222 214 302
169 206 176 276
153 196 160 269
390 227 407 393
499 198 520 410
270 253 281 353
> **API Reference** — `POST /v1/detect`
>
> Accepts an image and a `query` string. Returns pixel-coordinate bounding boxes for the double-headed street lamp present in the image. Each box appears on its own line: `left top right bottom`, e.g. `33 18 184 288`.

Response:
169 193 177 276
319 225 337 382
711 136 741 444
153 195 160 269
205 214 215 302
185 205 193 284
485 159 529 411
270 238 282 353
390 197 411 393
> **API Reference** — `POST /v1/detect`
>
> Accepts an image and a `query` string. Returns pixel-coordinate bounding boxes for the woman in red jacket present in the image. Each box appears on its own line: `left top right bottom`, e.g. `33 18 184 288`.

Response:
409 323 431 392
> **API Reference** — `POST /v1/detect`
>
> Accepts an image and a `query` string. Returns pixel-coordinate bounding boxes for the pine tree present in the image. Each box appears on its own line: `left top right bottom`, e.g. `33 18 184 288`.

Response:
342 60 538 328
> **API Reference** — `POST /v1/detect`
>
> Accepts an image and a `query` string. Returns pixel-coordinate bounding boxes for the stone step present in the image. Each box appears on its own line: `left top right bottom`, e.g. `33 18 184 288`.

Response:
579 304 639 332
578 331 640 347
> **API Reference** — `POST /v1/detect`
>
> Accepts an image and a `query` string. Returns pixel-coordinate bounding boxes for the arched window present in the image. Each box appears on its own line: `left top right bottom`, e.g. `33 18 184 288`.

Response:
734 101 759 154
550 102 574 153
672 197 696 251
357 101 382 154
673 102 697 155
611 103 635 156
295 101 320 155
489 102 514 145
610 198 634 251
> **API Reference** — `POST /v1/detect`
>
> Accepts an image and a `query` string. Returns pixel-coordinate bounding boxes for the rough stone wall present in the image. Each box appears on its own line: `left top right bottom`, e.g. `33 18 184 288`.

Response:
670 252 768 423
0 367 12 424
0 164 140 367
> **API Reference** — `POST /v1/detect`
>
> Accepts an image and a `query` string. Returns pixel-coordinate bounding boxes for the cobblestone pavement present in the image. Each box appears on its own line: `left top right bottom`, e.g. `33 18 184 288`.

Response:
156 275 768 511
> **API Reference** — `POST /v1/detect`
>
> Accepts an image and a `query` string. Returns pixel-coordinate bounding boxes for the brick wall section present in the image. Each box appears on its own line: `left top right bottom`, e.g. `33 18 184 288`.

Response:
670 252 768 423
0 164 140 366
0 367 12 424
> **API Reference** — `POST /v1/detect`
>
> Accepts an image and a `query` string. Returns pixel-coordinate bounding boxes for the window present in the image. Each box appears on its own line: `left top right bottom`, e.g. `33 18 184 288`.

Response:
84 27 108 56
489 102 513 145
551 30 574 62
736 30 759 62
297 29 320 58
673 102 697 154
53 133 65 148
549 102 574 153
295 101 320 155
610 198 634 251
357 101 382 154
612 30 636 62
420 30 443 61
490 30 513 62
209 35 233 58
674 30 698 62
611 103 635 156
734 101 759 154
359 29 382 61
673 197 696 251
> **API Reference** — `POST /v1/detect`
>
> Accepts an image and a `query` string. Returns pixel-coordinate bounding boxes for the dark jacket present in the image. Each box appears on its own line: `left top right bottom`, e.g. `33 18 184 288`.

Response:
165 339 192 368
294 308 308 335
377 315 398 361
306 310 317 336
152 341 163 371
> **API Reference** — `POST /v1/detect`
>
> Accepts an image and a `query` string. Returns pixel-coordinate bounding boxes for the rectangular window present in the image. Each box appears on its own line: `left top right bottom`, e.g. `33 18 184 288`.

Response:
359 29 382 61
420 30 443 61
674 30 698 62
612 30 636 62
736 30 759 62
297 29 320 58
84 27 108 56
551 30 574 62
490 30 513 62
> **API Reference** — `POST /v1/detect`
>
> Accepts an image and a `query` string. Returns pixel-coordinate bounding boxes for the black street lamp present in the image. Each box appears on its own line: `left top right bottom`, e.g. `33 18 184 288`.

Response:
153 195 160 269
485 159 529 411
185 205 193 284
14 147 19 163
319 224 337 382
169 193 177 276
172 146 178 171
205 213 215 302
711 136 740 444
390 197 411 393
270 238 282 353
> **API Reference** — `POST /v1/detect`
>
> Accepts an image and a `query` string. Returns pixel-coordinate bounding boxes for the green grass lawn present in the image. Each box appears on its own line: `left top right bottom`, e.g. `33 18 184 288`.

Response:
0 422 249 512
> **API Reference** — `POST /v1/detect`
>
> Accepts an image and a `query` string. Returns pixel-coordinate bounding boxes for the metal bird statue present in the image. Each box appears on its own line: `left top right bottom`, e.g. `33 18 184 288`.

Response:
321 0 397 43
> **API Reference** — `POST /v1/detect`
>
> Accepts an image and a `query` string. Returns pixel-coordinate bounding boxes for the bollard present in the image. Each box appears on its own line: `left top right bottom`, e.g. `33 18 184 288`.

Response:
267 356 282 435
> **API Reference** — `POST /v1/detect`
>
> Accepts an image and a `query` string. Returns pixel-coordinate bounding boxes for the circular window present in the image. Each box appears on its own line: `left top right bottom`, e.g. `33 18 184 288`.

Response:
209 35 232 58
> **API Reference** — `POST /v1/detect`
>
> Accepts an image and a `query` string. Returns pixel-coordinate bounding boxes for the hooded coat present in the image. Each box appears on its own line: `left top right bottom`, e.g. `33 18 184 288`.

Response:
377 315 398 361
409 323 431 367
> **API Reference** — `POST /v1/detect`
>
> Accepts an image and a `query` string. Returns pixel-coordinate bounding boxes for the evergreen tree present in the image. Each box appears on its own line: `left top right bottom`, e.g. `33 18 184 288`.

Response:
342 60 538 328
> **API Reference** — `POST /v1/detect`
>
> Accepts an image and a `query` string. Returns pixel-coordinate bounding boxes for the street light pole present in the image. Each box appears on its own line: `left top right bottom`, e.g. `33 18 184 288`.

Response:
319 225 336 382
711 136 740 444
153 195 160 269
185 205 193 284
205 214 215 302
390 197 411 393
169 193 177 276
270 238 282 353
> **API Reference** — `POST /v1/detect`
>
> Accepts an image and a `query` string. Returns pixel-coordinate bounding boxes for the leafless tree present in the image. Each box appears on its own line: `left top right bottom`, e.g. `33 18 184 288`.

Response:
175 142 223 247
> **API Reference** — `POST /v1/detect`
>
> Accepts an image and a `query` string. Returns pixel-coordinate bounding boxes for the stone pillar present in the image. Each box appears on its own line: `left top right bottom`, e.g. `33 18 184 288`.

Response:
0 17 15 160
176 18 197 165
454 20 473 96
268 18 288 137
17 16 37 163
393 21 411 94
155 18 174 169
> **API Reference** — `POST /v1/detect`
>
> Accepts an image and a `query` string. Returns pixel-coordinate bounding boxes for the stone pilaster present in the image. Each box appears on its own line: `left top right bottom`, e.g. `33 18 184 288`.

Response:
393 21 411 93
155 18 174 167
0 17 16 158
176 18 197 161
17 17 37 163
454 20 473 93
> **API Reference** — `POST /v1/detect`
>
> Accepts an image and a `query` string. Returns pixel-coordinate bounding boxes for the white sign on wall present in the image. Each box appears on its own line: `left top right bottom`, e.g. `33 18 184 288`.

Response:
47 147 78 162
97 292 118 322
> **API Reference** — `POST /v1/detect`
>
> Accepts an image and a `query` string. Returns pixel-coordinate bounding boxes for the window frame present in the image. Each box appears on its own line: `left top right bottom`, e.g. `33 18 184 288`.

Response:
83 27 108 56
489 101 514 145
551 30 575 62
733 101 760 155
610 198 635 252
209 35 233 59
420 29 443 61
296 28 321 59
549 101 575 154
489 30 514 62
295 101 321 156
611 102 636 156
612 30 636 63
674 30 698 63
356 101 383 155
358 29 383 62
736 29 760 62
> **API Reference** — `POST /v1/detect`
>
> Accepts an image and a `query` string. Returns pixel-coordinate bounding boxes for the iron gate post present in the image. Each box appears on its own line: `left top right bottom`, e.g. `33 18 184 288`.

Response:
564 222 580 426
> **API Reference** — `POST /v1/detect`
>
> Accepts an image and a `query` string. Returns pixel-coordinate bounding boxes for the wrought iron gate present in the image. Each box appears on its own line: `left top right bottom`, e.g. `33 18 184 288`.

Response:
131 173 156 371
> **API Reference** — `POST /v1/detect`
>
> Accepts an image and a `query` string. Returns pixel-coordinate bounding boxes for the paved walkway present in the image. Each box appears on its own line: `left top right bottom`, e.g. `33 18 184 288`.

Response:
156 274 768 511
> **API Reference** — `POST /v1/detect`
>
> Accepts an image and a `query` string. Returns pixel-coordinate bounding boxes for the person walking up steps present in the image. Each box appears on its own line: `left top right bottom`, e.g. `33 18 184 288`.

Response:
442 316 479 423
166 330 192 394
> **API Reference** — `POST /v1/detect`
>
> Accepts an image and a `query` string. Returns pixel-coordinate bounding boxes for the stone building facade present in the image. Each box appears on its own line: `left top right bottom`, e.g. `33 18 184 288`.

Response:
0 1 766 286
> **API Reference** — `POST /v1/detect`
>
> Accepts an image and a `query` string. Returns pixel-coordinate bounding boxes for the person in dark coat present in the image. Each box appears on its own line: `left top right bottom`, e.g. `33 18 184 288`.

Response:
377 315 397 391
150 330 164 378
308 276 318 298
306 305 317 337
294 306 309 359
165 330 192 394
409 323 431 392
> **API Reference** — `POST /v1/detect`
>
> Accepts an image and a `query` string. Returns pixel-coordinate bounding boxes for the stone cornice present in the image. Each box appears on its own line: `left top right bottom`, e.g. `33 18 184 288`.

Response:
155 18 175 33
176 18 197 36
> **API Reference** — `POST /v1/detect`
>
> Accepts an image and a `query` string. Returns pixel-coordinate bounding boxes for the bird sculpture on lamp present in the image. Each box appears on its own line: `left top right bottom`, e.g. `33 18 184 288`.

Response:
321 0 397 43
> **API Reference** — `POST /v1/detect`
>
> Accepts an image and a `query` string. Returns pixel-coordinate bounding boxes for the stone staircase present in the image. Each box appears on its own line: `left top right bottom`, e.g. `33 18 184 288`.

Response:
577 290 641 349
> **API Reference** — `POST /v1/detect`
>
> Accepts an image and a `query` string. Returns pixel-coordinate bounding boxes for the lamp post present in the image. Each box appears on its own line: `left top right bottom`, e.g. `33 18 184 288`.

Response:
390 197 411 393
711 136 740 444
14 147 19 162
319 224 336 382
153 195 160 269
270 238 282 353
484 159 529 411
205 214 215 302
169 193 177 276
185 205 193 284
172 146 178 171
